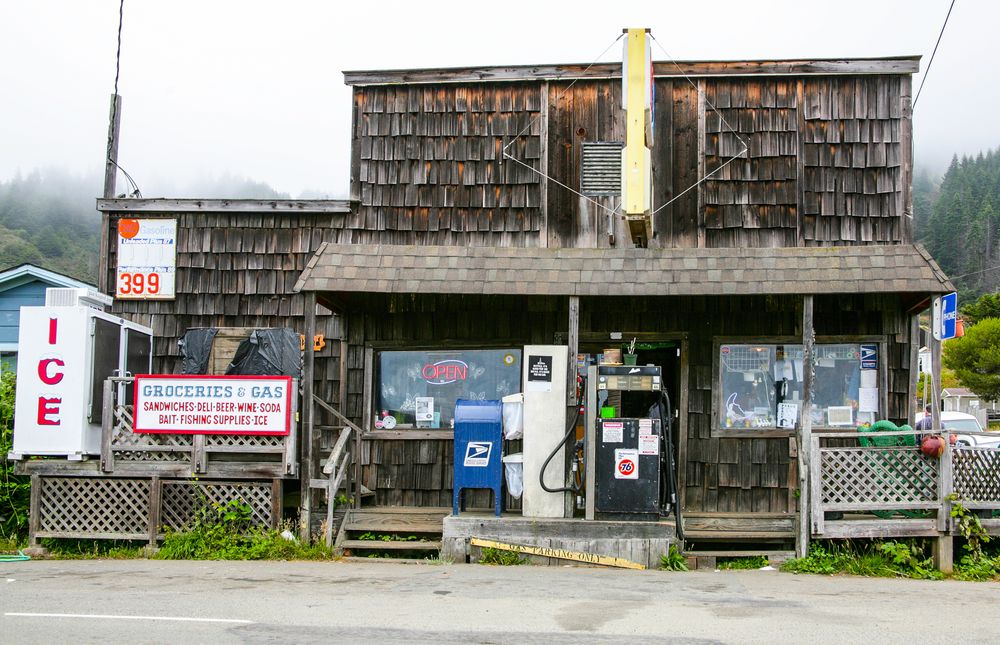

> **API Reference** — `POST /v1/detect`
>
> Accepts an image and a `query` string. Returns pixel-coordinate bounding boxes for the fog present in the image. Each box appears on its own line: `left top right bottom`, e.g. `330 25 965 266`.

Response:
0 0 993 197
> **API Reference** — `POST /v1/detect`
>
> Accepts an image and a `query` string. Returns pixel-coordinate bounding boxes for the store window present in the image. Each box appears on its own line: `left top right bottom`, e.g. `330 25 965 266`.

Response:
376 348 521 429
718 343 877 431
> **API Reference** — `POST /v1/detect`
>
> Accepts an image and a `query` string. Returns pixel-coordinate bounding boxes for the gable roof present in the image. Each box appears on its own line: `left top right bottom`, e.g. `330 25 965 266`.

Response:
0 263 95 294
295 243 953 297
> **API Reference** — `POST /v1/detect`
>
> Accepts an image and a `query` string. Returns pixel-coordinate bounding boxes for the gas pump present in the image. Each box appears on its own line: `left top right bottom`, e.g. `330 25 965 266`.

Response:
517 350 680 530
582 365 680 527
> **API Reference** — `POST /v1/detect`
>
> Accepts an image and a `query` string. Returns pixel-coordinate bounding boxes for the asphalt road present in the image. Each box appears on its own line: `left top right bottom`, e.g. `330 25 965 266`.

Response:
1 558 997 644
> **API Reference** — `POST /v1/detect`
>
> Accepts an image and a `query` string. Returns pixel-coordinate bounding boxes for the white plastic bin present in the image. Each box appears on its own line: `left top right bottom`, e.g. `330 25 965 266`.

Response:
501 393 524 440
502 452 524 499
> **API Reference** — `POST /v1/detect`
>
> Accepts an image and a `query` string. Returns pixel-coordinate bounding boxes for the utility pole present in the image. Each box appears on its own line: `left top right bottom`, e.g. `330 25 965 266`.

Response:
98 94 122 294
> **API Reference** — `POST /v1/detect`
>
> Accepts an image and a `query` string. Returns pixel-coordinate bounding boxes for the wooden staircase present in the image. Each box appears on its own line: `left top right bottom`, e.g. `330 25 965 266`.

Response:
681 512 795 568
336 507 449 557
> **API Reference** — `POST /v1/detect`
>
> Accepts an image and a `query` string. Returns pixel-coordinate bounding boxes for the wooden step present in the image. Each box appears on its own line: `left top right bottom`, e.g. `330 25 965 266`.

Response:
340 539 441 551
683 550 794 558
343 509 448 534
683 530 794 539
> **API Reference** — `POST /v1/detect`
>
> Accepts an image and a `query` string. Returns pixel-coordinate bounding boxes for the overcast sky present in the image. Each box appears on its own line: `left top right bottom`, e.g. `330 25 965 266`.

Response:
0 1 993 198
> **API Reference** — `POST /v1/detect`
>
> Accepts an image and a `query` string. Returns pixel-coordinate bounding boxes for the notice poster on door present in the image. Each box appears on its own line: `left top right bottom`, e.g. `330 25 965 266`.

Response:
638 434 659 456
526 354 553 392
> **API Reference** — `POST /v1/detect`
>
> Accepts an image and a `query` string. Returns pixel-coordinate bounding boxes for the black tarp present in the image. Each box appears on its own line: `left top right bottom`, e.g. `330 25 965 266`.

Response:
226 328 302 377
178 328 219 375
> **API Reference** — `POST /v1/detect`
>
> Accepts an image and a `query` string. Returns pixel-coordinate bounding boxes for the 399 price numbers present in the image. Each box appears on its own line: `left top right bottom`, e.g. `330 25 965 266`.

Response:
117 272 162 295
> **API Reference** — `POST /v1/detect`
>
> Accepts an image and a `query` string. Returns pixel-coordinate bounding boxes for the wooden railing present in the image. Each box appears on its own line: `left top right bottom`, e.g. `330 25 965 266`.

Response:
810 430 1000 539
100 376 298 478
312 395 362 546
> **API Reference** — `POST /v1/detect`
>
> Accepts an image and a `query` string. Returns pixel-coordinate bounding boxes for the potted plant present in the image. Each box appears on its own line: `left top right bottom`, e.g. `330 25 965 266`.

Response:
623 338 638 366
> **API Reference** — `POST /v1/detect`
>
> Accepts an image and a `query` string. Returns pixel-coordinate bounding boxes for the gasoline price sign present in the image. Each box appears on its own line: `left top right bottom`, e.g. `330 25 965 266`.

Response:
116 218 177 299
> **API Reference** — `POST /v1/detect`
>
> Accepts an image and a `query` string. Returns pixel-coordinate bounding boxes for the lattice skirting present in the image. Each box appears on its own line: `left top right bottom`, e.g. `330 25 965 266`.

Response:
161 480 273 530
32 476 279 543
954 448 1000 504
820 447 939 506
37 477 151 540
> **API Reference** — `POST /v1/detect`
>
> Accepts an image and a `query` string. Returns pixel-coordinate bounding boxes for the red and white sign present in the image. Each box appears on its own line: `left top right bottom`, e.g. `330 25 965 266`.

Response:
116 218 176 300
615 448 639 480
134 375 292 435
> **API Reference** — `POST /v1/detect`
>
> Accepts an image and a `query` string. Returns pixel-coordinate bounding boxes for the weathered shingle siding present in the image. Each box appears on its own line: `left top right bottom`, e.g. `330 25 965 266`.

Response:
350 83 543 247
350 72 913 250
105 210 346 405
801 76 906 244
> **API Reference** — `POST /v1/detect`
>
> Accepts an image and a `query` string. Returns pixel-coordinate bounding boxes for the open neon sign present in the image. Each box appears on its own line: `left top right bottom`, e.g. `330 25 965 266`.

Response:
422 360 468 385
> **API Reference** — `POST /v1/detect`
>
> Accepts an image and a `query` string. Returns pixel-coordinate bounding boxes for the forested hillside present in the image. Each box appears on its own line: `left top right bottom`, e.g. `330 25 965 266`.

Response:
915 149 1000 300
0 171 290 284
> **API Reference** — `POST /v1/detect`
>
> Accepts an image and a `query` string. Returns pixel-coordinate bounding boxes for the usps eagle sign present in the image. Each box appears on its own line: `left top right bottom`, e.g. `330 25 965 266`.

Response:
134 375 292 435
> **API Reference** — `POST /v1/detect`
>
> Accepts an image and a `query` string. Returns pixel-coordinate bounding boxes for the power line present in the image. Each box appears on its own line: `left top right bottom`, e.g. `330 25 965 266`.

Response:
648 34 749 215
501 33 624 217
107 0 141 198
947 262 1000 282
913 0 956 110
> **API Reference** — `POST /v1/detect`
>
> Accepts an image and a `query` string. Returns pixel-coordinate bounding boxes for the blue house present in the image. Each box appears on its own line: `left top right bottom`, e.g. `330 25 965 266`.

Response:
0 264 96 371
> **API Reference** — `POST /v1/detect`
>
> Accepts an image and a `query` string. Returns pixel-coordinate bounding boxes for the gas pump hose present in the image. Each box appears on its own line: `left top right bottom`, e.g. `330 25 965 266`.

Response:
652 390 684 542
539 405 583 494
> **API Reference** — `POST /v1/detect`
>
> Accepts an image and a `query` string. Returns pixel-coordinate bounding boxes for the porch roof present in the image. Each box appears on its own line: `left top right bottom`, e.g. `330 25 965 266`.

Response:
294 243 953 297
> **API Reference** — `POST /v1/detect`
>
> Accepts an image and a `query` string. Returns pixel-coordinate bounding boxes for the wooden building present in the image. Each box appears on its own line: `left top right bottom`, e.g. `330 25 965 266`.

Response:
93 55 959 553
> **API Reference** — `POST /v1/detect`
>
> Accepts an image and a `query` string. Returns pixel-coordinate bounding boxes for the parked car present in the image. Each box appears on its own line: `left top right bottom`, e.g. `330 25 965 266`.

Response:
914 410 1000 448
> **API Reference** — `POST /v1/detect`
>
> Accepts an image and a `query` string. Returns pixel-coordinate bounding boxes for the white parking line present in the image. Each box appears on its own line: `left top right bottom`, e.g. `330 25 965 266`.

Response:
5 612 252 624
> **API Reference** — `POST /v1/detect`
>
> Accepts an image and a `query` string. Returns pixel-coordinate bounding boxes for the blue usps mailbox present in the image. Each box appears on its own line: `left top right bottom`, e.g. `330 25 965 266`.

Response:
452 399 503 517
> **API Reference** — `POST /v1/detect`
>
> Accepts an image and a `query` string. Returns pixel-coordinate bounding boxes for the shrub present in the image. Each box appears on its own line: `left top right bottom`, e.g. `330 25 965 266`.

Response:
0 371 29 541
155 500 333 561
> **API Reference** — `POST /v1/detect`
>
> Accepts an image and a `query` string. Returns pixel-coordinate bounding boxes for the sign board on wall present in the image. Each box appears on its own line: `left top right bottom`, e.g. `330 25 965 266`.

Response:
933 292 958 341
116 218 177 300
133 375 292 435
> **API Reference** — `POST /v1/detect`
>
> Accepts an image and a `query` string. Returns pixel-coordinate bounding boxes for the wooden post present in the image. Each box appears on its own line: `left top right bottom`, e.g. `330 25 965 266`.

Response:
539 81 549 248
930 331 942 432
908 314 920 423
567 296 579 405
929 322 952 571
28 473 42 546
192 434 206 474
695 80 706 249
100 378 115 473
809 437 824 537
148 476 162 549
99 94 122 294
797 295 815 558
270 479 283 530
300 291 317 541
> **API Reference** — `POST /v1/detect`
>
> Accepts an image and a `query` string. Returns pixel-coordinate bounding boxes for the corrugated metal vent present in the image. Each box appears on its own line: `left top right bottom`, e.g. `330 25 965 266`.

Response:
45 287 112 310
580 142 623 196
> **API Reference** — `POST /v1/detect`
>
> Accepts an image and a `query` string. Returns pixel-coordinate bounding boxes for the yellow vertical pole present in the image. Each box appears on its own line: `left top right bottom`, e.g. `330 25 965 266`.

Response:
621 28 652 246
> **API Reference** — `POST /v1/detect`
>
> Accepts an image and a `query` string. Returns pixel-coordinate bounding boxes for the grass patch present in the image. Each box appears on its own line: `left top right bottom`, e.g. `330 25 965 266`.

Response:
0 535 26 553
155 500 334 561
479 546 525 565
717 555 768 570
41 539 146 559
659 545 689 571
781 540 942 580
